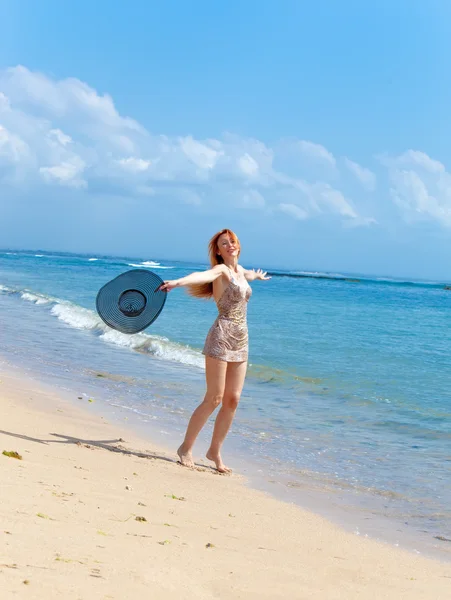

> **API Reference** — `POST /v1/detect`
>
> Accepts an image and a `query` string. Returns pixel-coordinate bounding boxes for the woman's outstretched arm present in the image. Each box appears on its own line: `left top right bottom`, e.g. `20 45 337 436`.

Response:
159 264 228 292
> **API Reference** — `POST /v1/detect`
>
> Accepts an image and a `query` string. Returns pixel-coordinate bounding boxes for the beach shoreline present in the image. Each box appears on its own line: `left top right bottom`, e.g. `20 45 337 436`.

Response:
1 366 451 599
5 350 449 566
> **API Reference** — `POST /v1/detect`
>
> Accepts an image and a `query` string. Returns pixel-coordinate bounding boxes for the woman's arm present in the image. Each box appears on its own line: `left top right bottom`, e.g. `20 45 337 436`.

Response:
159 264 227 291
242 267 271 282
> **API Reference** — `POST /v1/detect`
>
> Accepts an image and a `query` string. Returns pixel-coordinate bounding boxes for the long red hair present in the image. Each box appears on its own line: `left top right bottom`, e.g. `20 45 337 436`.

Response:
187 229 241 299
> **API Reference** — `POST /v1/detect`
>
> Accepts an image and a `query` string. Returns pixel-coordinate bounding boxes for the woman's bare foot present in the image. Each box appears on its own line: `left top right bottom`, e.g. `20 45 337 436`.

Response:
177 444 194 468
206 449 232 474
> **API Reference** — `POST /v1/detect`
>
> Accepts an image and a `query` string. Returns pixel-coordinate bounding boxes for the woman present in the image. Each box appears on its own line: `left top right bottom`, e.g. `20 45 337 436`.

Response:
159 228 270 473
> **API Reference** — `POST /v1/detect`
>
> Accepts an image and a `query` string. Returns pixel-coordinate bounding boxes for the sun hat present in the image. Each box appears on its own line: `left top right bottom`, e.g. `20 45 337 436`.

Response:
96 269 166 334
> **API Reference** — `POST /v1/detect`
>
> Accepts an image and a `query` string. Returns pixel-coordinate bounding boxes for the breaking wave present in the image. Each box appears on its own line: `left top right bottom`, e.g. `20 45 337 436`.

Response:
0 283 203 369
127 262 173 269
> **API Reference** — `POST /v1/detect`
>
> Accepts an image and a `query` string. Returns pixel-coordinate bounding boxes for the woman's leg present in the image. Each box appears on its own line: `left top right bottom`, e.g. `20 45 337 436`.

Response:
177 356 227 468
206 360 247 473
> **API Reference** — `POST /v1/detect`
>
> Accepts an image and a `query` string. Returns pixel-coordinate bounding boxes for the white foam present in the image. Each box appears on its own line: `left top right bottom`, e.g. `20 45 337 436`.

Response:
88 258 99 261
51 303 104 331
100 329 204 368
35 254 44 257
128 263 173 269
21 292 51 305
141 260 160 266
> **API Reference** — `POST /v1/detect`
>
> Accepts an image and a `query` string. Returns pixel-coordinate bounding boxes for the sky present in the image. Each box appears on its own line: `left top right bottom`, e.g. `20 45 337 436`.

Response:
1 0 451 279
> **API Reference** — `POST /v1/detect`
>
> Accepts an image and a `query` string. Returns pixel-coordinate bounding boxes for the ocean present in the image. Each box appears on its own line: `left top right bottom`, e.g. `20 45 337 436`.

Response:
1 249 450 559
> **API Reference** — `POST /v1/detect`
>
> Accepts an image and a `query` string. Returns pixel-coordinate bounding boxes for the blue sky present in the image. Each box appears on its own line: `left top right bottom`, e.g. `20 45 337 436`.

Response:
1 0 451 279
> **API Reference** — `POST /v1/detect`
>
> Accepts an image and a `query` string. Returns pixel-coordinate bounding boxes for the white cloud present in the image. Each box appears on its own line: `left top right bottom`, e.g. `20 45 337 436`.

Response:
278 203 308 220
390 169 451 227
48 128 72 147
241 189 265 208
0 65 375 226
0 65 143 132
39 155 86 188
180 136 221 170
311 183 357 218
117 157 151 172
384 150 451 227
0 92 11 111
344 158 376 191
388 150 445 174
343 215 378 228
0 124 28 162
238 153 259 177
277 178 359 221
297 140 336 168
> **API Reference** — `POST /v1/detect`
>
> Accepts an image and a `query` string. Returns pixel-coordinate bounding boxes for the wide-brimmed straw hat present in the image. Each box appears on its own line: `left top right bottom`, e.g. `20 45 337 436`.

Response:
96 269 167 334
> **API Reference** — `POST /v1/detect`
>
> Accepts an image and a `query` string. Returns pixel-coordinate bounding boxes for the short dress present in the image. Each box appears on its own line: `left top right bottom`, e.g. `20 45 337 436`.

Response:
202 273 252 363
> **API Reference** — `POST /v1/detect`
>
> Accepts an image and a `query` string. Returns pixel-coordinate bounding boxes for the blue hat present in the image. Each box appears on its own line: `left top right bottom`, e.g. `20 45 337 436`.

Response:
96 269 166 334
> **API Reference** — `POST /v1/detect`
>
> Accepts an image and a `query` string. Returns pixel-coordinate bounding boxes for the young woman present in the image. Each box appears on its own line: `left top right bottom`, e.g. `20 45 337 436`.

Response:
159 228 270 473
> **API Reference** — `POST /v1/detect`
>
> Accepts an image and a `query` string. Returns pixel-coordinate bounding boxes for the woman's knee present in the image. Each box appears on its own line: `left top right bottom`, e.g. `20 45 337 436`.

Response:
222 391 240 411
205 392 223 409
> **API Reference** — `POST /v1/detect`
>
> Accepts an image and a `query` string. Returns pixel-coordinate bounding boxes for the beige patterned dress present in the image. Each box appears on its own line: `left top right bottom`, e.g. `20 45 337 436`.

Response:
202 273 252 363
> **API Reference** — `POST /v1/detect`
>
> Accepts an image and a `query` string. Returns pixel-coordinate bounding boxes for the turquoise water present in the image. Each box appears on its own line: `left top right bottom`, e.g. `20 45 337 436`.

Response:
1 249 450 556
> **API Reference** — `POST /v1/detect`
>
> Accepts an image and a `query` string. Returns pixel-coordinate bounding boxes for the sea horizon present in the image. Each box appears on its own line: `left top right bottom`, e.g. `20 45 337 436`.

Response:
1 246 449 287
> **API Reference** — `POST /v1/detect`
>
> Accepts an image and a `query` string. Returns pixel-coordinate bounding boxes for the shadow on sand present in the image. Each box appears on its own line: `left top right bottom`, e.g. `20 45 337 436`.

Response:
0 429 218 473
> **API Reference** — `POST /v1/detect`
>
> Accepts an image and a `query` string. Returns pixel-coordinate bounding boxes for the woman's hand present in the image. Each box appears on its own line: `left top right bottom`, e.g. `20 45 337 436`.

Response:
243 268 271 282
159 280 179 292
254 269 271 281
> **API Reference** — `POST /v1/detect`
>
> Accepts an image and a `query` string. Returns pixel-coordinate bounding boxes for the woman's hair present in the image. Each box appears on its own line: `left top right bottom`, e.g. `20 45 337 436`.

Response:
187 229 241 299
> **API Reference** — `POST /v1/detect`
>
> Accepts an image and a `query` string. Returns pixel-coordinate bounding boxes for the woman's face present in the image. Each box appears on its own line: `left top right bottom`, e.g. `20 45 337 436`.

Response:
216 233 239 261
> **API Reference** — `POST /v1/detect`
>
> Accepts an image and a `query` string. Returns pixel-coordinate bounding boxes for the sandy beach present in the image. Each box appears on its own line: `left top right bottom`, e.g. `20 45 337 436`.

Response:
1 368 450 599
